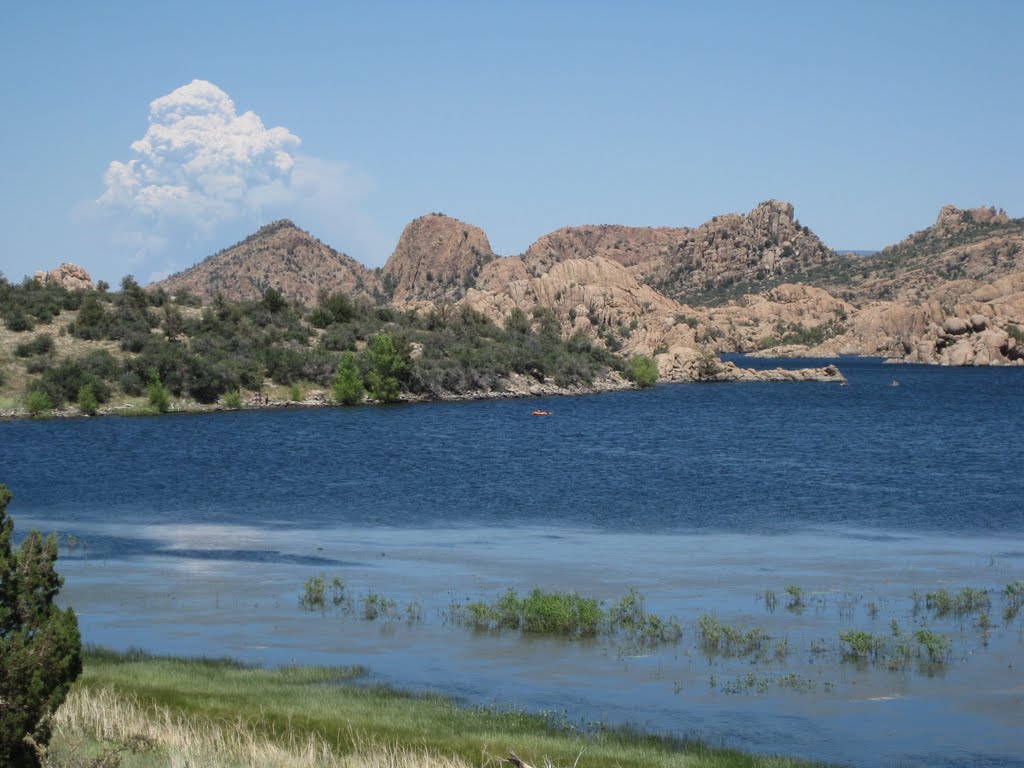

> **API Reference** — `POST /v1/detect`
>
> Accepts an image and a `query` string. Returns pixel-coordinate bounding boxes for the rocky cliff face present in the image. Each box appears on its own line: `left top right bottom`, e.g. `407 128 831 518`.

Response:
517 201 835 306
152 220 380 305
142 201 1024 372
382 214 495 304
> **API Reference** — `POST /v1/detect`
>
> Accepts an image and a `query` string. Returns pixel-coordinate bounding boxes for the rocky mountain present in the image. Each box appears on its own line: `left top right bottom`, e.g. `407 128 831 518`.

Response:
517 200 836 306
781 205 1024 305
152 220 380 306
700 207 1024 366
144 201 1023 372
382 214 495 304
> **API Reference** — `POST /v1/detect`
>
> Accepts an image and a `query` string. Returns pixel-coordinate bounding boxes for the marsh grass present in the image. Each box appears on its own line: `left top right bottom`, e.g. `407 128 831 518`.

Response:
450 588 680 645
914 628 951 663
925 587 989 618
783 586 804 612
48 649 827 768
838 625 948 669
697 615 769 658
1003 580 1024 622
717 673 821 696
837 630 886 662
299 576 352 612
453 588 602 638
361 592 399 621
607 589 682 645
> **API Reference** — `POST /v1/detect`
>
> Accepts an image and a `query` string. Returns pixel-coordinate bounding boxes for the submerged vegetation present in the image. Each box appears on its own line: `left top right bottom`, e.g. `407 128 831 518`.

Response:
300 579 683 646
295 574 1023 704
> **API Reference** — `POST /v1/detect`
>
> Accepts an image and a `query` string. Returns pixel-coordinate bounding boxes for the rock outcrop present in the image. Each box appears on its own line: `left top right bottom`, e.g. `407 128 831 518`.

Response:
465 256 699 359
696 284 854 354
145 200 1024 371
932 205 1010 238
151 220 379 305
383 214 496 303
34 263 94 291
518 201 835 306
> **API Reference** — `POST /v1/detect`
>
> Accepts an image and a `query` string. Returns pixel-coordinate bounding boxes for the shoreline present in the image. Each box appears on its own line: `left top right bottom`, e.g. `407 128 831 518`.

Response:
0 361 845 420
53 647 831 768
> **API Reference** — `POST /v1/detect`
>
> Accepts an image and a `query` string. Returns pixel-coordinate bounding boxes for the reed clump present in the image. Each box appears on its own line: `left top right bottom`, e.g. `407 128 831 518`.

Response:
450 588 681 644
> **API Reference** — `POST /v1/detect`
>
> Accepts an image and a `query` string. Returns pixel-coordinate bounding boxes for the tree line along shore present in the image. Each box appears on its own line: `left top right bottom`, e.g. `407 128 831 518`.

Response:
0 275 661 419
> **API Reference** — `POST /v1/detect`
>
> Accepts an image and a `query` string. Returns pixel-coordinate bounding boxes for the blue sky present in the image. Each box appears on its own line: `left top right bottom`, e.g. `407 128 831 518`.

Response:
1 1 1022 285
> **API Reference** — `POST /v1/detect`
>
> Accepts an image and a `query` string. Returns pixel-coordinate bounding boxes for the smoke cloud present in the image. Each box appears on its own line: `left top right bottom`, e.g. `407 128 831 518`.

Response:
92 80 379 282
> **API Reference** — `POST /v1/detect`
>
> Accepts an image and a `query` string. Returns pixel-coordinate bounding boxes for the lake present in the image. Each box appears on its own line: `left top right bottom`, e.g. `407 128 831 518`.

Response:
2 357 1022 767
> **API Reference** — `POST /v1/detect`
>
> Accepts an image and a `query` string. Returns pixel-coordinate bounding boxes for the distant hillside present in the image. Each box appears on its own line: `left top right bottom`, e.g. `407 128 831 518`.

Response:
152 220 381 305
785 205 1024 303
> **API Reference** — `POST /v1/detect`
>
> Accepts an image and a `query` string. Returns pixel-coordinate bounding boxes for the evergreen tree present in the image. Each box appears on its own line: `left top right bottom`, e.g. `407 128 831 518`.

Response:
0 484 83 767
76 384 100 415
365 334 406 403
332 352 364 405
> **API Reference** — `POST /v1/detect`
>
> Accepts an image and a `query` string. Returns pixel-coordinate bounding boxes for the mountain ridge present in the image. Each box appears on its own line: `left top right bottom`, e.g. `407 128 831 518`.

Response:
145 201 1024 368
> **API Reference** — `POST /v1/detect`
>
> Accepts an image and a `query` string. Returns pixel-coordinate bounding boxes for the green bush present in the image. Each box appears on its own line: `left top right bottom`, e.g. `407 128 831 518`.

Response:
222 390 243 409
332 352 364 405
186 356 239 404
33 357 113 407
148 377 171 413
76 384 99 416
14 334 54 358
25 390 52 416
0 484 83 767
264 347 307 385
68 295 108 340
627 355 658 388
4 308 34 332
310 291 356 328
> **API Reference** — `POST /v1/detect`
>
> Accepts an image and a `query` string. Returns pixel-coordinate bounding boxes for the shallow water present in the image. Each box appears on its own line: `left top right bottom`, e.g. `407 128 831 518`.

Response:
2 357 1022 767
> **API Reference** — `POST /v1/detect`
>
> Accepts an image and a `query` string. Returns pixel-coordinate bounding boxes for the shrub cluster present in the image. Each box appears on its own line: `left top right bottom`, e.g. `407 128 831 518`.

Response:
7 279 643 413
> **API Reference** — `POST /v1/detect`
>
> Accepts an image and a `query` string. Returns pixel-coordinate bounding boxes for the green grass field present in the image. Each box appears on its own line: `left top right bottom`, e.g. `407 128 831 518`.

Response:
46 648 832 768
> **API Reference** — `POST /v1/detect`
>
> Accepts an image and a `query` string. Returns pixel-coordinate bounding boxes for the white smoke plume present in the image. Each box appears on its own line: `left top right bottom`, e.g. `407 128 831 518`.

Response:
98 79 300 229
90 80 383 282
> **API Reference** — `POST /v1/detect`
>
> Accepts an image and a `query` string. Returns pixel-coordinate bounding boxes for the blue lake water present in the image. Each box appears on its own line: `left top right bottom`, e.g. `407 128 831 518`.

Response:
1 357 1022 767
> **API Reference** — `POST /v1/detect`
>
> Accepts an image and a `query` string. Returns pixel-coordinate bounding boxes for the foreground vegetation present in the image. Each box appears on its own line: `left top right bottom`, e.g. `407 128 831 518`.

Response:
45 648 828 768
0 276 656 417
1 484 82 768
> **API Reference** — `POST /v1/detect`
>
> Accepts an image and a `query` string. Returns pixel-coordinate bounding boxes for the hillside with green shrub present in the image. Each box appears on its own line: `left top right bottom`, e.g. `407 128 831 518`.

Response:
0 274 651 417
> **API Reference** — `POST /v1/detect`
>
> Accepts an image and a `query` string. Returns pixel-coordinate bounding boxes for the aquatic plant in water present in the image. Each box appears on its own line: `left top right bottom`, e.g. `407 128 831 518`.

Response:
299 575 352 612
697 614 769 657
449 587 680 644
1003 580 1024 622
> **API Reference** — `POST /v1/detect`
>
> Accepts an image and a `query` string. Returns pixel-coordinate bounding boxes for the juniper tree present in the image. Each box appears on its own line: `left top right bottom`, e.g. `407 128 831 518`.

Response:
0 484 83 767
365 333 406 403
332 352 365 405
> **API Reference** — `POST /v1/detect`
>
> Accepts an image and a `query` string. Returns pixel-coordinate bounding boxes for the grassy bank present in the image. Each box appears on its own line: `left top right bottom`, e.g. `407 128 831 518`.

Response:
46 648 830 768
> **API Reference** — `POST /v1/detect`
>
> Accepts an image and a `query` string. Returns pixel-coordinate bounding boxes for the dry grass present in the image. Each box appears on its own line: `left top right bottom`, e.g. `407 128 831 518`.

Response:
50 686 476 768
